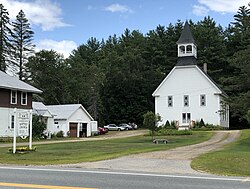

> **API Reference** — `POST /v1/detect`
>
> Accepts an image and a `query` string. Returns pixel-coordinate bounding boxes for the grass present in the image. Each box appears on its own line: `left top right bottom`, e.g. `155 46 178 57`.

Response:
191 129 250 176
0 131 213 165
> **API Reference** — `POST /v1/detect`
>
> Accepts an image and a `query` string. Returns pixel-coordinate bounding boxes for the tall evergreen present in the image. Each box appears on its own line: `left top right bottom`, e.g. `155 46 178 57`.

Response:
0 4 12 72
11 10 35 80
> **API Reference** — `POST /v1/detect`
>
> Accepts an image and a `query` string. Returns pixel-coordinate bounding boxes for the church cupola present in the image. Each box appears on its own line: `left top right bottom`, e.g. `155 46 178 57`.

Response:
176 21 197 59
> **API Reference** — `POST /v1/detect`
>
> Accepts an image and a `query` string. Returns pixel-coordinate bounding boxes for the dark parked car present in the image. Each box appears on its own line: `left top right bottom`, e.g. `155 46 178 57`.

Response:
118 123 133 130
98 127 108 134
104 124 125 131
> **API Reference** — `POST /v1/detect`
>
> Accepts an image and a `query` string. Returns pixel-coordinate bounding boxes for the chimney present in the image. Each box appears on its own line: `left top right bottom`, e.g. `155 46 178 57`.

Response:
203 63 207 73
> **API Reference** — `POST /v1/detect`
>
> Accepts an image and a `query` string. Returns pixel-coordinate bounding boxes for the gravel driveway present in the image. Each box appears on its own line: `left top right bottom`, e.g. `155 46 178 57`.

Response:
64 130 240 175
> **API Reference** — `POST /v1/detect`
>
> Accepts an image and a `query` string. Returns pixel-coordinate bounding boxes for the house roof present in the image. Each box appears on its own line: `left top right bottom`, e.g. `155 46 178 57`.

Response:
176 21 195 44
46 104 94 120
0 71 42 93
152 65 227 97
32 102 53 118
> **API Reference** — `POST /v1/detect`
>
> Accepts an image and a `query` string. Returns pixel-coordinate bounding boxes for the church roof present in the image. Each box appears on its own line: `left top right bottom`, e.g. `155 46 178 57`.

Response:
176 21 195 44
176 57 197 66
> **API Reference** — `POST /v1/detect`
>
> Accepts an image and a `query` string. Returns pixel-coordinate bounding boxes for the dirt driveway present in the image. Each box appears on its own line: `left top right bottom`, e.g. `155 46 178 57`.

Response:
64 130 240 175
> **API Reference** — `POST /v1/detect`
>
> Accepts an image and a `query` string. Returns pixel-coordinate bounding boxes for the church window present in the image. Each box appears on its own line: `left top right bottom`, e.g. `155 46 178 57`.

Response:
168 96 173 107
179 46 185 54
184 95 189 107
200 94 206 106
186 45 192 53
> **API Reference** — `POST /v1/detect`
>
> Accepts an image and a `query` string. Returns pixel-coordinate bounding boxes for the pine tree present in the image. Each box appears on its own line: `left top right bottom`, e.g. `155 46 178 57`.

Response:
11 10 35 80
0 4 12 72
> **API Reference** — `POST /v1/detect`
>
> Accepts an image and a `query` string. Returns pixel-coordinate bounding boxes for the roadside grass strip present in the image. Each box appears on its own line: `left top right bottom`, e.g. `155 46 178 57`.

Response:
192 129 250 176
0 131 213 165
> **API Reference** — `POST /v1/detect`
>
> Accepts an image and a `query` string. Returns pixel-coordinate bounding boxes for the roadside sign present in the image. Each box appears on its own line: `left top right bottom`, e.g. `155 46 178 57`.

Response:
17 112 30 138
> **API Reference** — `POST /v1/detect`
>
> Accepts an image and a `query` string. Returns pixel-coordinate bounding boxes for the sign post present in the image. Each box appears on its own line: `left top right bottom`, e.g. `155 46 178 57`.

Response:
29 110 33 149
13 108 17 154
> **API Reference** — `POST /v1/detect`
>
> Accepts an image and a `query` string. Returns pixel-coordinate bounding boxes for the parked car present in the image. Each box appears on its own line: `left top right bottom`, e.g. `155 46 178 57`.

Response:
98 127 108 135
104 124 125 131
129 123 138 130
118 123 133 130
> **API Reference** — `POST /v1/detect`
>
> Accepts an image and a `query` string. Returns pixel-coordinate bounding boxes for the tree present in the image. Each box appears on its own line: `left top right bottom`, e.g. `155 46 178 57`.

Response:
143 111 161 140
26 50 70 104
0 4 12 72
32 115 46 137
11 10 35 80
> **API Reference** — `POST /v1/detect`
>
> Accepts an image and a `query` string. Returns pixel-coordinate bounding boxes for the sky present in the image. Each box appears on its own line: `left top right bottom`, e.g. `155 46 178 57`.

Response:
0 0 249 58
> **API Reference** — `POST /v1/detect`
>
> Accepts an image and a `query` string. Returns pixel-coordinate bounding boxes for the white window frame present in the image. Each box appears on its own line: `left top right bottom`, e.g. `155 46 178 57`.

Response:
184 95 189 107
167 96 173 107
21 92 27 105
182 113 191 124
11 90 17 104
200 94 206 106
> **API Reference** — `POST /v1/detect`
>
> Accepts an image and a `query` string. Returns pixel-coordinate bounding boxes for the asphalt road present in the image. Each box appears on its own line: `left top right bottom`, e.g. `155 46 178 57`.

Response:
0 166 249 189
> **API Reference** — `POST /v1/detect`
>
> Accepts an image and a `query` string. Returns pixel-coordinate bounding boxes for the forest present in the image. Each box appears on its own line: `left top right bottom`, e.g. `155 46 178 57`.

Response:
0 3 249 128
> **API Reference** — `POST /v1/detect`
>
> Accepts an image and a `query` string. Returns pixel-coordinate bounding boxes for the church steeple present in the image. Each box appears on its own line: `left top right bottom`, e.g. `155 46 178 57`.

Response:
176 21 197 63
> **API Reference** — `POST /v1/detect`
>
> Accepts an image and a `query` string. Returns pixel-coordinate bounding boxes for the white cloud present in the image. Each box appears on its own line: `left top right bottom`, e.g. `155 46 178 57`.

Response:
105 3 133 13
192 5 209 16
0 0 70 31
196 0 249 14
36 39 77 58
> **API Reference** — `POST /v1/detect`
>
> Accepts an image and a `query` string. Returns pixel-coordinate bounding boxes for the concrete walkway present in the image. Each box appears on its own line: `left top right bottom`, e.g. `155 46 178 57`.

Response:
62 130 240 175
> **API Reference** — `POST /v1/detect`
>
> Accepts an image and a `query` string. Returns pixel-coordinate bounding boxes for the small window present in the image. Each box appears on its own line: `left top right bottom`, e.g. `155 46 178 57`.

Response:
11 115 15 129
184 95 189 107
186 45 192 53
200 94 206 106
11 90 17 104
21 92 27 105
179 46 185 53
168 96 173 107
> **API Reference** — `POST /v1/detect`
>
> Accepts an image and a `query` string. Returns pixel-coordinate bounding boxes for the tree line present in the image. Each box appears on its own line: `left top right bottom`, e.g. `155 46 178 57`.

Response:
1 3 249 128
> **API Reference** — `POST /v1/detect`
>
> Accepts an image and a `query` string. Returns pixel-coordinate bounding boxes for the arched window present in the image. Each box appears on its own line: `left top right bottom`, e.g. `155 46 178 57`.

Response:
186 45 192 53
179 46 185 54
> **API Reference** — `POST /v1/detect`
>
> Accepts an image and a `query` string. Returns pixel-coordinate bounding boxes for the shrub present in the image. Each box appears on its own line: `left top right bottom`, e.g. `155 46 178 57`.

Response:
32 115 46 137
154 128 192 136
56 131 64 138
164 120 171 128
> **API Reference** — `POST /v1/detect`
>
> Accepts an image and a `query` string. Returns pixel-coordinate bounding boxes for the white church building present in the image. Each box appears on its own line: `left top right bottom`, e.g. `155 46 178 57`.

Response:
152 21 229 129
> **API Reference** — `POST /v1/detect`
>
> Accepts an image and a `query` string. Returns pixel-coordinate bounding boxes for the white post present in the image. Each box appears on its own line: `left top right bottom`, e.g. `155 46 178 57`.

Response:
13 108 17 154
29 110 33 149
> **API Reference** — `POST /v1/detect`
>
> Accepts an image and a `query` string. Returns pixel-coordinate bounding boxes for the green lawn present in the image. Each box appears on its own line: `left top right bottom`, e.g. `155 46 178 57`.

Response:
192 129 250 176
0 131 212 165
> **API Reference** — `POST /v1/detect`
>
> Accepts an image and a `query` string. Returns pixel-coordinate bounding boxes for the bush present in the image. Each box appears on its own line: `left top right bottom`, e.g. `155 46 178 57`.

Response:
154 128 192 136
32 115 46 137
56 131 64 138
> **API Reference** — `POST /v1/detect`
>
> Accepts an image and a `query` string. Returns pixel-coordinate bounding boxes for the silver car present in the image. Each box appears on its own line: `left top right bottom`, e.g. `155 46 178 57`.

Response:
104 124 126 131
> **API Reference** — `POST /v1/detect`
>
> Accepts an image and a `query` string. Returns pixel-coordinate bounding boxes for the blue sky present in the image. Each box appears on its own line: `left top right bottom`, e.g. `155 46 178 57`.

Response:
0 0 249 57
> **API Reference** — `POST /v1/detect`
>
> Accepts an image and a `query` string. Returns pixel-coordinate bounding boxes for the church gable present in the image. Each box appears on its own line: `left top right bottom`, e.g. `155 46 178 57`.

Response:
152 65 222 97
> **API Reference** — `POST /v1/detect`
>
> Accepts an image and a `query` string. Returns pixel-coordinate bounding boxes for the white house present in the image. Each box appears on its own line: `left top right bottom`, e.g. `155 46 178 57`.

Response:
0 71 42 137
152 21 229 129
33 102 98 137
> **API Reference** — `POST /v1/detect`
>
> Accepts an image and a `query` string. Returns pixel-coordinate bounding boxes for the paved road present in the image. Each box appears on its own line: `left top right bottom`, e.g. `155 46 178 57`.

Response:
0 166 249 189
64 130 240 175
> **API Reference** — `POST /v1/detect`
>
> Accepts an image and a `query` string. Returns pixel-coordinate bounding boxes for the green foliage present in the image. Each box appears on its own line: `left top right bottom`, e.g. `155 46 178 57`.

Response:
156 128 192 136
245 110 250 124
0 4 12 71
143 111 161 132
11 9 34 80
56 131 64 138
32 115 46 137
